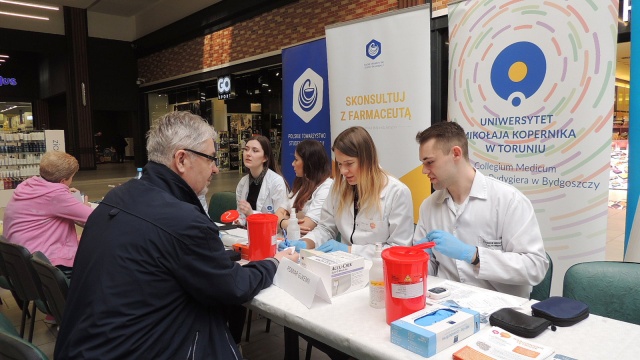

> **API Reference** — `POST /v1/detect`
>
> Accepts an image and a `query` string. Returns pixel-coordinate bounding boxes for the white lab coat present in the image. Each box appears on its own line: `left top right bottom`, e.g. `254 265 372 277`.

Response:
236 169 288 226
413 170 548 298
304 175 414 260
287 178 333 224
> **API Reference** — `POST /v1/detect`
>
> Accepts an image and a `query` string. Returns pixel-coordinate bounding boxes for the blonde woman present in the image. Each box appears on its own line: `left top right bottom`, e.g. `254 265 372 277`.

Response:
279 126 414 259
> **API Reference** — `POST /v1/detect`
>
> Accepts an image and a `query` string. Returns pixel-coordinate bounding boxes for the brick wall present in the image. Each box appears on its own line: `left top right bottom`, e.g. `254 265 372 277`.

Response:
138 0 402 83
432 0 447 12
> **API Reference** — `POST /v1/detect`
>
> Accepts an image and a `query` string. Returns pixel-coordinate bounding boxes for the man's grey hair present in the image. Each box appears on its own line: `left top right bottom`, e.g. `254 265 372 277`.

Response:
146 111 217 166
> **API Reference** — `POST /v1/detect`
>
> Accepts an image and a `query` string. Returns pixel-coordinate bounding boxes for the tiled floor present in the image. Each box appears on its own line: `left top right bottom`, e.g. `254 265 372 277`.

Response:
0 161 629 359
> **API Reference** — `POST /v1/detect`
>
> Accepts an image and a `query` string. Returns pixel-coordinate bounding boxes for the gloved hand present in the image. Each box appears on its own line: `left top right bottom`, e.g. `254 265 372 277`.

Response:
427 230 476 263
414 236 434 257
277 239 307 253
316 239 348 253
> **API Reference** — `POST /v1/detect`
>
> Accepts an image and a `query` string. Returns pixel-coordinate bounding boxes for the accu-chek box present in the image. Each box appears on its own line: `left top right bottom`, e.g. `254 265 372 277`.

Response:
300 249 367 298
390 304 480 357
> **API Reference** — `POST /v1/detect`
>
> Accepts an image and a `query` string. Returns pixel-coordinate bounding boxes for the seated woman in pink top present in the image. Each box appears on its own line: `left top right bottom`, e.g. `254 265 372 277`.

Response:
4 151 93 274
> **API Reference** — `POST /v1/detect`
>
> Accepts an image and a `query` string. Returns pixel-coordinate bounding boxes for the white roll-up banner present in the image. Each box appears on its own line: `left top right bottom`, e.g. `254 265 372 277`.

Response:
448 0 618 294
326 5 432 221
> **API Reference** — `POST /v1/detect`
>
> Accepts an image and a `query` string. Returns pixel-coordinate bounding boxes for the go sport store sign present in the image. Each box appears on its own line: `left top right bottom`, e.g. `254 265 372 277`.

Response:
217 75 235 100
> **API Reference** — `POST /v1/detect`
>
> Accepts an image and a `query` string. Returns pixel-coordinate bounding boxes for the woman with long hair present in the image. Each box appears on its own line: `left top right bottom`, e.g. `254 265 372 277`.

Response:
276 139 333 235
234 135 288 226
278 126 414 259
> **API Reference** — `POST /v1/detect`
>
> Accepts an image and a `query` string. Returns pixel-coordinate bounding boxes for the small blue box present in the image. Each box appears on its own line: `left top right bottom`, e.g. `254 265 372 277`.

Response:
390 304 480 357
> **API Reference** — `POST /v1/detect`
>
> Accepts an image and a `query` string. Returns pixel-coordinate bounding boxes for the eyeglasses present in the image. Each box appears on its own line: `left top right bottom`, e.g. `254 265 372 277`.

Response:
184 148 219 166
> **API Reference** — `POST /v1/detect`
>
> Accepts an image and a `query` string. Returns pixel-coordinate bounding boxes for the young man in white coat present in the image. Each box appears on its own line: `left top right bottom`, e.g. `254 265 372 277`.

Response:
413 121 549 298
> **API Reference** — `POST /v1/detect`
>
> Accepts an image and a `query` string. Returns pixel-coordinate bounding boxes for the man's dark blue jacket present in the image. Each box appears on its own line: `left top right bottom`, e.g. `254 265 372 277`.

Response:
55 161 277 359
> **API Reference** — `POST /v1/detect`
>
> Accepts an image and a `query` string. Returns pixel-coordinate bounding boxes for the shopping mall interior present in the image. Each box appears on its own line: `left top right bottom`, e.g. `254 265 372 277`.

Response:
0 1 636 359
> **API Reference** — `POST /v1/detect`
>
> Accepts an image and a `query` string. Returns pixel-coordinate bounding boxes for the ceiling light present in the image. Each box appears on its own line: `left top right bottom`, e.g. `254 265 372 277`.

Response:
0 60 5 62
0 11 49 20
0 0 58 10
0 55 8 58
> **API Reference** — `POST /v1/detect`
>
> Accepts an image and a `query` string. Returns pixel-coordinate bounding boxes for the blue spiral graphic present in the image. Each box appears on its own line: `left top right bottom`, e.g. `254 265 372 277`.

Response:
368 43 380 58
298 79 318 112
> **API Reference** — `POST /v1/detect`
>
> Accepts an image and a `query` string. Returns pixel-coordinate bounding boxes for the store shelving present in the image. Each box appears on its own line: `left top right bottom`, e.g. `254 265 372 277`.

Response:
0 132 46 189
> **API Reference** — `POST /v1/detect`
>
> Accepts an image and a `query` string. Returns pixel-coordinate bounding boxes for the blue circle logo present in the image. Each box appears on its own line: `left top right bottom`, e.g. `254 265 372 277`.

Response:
490 42 546 107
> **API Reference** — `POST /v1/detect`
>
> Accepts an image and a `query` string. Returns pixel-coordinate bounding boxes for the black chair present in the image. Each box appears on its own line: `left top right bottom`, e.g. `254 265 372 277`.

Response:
0 238 50 341
0 313 49 360
31 255 69 326
0 245 24 309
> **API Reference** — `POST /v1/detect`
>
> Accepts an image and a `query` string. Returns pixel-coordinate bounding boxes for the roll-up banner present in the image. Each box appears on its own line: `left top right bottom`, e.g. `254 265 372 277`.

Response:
326 5 432 221
282 38 332 186
448 0 618 294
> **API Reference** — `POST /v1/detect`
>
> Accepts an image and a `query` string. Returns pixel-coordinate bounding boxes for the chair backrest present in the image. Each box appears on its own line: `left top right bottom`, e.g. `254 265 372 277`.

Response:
563 261 640 325
0 238 48 312
530 252 553 301
0 245 14 290
31 257 69 325
208 191 237 221
0 314 49 360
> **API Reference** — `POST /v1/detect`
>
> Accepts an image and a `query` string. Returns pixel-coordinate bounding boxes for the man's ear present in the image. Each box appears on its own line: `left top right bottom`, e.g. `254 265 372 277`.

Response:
173 150 188 174
451 145 463 160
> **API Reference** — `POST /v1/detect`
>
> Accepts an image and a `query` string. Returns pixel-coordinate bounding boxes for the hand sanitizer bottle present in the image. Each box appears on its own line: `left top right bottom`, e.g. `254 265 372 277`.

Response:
286 208 301 240
369 243 385 309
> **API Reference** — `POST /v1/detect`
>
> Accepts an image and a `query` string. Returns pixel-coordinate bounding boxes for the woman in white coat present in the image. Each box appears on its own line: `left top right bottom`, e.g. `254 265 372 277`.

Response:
229 134 289 346
275 139 333 235
235 135 288 226
278 126 414 260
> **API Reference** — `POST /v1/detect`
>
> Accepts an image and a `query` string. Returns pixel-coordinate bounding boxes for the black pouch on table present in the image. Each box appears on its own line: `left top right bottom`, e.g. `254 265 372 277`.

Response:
489 308 554 338
531 296 589 326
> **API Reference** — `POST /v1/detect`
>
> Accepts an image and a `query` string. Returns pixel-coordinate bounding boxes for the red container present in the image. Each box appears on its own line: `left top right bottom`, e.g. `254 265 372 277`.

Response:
246 214 278 261
381 246 430 324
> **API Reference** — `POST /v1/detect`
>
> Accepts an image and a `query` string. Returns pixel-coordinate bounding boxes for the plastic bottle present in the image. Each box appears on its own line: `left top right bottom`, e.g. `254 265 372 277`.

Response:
135 167 143 179
369 242 385 309
286 208 301 240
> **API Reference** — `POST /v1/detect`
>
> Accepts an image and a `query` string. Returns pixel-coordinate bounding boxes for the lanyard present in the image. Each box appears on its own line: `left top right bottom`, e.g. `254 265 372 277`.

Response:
350 187 359 244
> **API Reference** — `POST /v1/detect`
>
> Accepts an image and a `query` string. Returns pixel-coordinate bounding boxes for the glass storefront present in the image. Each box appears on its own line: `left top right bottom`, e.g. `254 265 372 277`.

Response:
145 66 283 172
0 102 33 131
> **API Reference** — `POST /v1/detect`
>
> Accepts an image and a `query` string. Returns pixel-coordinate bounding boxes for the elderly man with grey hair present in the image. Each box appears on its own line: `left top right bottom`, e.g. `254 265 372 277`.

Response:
56 111 299 360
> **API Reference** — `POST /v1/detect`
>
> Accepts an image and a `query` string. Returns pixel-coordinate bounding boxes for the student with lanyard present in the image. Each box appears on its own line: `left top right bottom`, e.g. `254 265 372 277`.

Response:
234 135 288 226
229 134 289 347
275 139 333 236
278 126 414 260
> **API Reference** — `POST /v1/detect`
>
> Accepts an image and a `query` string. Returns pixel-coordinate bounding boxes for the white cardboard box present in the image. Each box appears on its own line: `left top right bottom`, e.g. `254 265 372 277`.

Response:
300 249 367 298
390 304 480 357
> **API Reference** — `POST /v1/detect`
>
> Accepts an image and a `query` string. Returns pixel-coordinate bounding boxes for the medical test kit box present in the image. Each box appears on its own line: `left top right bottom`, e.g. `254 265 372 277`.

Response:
299 249 367 298
390 303 480 357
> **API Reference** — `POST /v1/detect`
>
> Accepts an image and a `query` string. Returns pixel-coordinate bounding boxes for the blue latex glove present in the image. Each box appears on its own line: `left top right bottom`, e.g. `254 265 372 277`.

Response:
427 230 476 263
316 239 348 253
277 239 307 253
414 236 434 257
